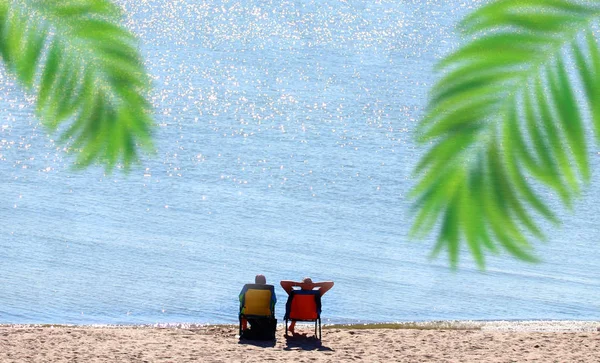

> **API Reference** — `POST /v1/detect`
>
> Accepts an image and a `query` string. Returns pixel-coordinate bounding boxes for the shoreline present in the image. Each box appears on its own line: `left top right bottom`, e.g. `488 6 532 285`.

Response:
2 319 599 331
2 321 598 362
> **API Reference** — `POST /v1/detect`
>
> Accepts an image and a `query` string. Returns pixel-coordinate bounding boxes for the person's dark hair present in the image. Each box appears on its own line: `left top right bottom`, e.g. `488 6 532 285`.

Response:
255 274 266 284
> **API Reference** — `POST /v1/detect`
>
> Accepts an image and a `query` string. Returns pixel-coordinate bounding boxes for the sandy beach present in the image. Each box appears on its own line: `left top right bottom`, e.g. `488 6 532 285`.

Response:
0 321 598 362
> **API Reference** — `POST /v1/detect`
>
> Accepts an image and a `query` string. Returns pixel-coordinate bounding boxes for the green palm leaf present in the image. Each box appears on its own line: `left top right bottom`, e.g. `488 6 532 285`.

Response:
0 0 153 170
412 0 600 267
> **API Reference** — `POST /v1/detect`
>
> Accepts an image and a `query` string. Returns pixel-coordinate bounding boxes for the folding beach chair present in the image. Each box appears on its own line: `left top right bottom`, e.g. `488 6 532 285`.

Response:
239 284 276 340
284 289 322 340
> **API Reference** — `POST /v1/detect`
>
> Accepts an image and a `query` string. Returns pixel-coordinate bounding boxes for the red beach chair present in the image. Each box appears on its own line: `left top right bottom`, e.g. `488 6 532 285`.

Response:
284 289 322 340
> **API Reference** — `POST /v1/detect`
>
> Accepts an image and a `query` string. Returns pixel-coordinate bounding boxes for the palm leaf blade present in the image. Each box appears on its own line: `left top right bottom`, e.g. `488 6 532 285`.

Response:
547 60 590 181
574 31 600 143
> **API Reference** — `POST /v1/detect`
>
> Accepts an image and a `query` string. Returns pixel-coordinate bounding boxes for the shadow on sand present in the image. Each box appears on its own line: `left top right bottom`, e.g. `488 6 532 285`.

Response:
283 333 333 351
237 338 277 348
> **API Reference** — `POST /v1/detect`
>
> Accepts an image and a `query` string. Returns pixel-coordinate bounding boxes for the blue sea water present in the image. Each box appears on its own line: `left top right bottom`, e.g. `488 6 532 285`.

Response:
0 0 599 325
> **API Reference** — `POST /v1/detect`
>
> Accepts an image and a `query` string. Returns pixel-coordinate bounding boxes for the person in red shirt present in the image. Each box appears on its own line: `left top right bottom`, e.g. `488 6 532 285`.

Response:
280 277 334 334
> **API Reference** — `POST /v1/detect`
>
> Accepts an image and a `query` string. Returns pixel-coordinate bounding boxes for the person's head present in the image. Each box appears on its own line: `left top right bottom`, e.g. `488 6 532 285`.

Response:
255 274 266 284
301 277 313 290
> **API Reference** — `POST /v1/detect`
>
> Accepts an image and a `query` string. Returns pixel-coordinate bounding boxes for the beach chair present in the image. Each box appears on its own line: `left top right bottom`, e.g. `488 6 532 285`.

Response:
284 289 322 340
239 284 276 340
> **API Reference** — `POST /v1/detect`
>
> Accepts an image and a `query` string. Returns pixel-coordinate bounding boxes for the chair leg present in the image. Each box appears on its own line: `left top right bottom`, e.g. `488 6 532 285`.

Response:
271 317 276 340
318 318 322 340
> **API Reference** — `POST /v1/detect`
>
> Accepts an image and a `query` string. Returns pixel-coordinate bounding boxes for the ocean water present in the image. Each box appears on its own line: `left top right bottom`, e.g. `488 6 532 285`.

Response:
0 0 599 325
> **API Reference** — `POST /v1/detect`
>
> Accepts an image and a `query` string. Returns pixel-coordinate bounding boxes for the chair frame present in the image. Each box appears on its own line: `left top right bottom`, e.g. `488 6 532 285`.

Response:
284 289 322 340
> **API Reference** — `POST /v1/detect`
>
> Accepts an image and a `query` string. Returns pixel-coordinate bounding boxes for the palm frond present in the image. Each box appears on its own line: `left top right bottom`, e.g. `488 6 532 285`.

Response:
0 0 153 170
412 0 600 267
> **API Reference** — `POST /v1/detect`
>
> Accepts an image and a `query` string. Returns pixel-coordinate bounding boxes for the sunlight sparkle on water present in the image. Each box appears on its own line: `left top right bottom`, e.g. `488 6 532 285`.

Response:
1 0 596 326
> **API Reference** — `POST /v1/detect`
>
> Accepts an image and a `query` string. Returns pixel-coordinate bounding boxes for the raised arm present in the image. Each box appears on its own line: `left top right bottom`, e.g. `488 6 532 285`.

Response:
280 280 297 294
281 279 334 295
314 281 334 295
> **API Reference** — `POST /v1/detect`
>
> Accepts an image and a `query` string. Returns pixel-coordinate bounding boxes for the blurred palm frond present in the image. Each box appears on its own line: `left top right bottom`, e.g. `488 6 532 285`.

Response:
0 0 153 170
412 0 600 268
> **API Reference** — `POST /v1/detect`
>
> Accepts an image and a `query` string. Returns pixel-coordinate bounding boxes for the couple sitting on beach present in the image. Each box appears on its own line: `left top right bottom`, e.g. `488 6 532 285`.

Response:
238 274 333 339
